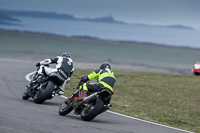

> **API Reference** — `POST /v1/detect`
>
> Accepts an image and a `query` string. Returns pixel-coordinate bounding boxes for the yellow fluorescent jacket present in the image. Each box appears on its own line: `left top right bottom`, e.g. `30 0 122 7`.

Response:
88 68 116 92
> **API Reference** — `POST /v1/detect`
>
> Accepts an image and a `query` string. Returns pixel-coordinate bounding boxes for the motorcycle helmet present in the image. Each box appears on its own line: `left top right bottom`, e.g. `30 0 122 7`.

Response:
61 52 71 58
100 62 111 69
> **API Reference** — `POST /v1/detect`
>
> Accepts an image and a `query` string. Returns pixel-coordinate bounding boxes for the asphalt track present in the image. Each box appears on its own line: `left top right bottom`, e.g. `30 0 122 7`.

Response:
0 58 193 133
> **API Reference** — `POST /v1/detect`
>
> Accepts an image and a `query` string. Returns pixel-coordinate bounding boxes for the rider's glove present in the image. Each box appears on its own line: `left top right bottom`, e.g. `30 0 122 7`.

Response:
35 62 40 67
81 75 89 82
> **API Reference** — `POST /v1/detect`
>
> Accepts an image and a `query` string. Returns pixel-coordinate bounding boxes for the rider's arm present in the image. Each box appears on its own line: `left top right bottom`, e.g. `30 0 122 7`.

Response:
69 67 74 77
81 69 101 82
39 57 58 65
39 59 52 65
88 69 101 80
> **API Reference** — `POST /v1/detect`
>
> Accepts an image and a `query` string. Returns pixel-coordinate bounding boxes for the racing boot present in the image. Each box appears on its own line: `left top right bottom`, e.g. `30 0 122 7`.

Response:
57 80 67 95
58 87 64 95
76 90 88 100
81 90 88 97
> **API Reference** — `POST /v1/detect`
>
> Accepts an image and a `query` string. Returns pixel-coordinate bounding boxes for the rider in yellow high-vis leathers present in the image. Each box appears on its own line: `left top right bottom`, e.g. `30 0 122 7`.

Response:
80 62 116 97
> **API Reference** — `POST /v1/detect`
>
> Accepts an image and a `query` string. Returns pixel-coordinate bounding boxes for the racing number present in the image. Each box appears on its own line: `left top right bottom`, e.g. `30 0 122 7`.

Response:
67 58 73 65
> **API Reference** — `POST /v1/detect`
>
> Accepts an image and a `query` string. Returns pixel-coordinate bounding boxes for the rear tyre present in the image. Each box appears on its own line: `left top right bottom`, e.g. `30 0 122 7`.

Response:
59 98 73 116
81 98 104 121
22 88 30 100
34 81 55 104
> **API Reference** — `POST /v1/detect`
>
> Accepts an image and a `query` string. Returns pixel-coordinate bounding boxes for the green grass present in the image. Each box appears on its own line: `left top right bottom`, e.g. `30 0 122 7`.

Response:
1 29 200 74
65 69 200 133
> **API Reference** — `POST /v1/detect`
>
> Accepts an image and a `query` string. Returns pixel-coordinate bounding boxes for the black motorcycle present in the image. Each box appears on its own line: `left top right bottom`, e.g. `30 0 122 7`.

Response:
58 79 113 121
22 65 67 104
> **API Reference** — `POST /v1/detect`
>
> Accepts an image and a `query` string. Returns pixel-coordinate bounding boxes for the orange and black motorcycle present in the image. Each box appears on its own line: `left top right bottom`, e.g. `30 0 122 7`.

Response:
58 79 113 121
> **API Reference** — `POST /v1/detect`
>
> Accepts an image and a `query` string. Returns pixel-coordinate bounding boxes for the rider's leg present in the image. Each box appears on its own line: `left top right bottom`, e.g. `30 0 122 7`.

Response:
79 83 89 97
44 67 68 95
86 83 104 92
79 83 104 97
34 66 57 84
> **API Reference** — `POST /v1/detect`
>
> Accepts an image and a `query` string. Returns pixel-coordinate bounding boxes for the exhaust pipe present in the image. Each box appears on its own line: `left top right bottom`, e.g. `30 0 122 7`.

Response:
83 92 98 102
104 104 112 110
107 104 112 109
100 104 112 114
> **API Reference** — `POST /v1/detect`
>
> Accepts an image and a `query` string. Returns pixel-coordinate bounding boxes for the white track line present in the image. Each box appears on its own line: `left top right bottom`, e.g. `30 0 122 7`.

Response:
25 72 193 133
106 111 194 133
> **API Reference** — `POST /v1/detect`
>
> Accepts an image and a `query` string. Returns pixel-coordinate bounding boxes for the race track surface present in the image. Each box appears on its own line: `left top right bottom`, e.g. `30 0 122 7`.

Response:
0 58 193 133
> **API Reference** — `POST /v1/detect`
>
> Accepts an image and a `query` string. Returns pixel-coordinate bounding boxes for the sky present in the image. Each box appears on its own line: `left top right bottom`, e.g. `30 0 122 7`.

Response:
1 0 200 29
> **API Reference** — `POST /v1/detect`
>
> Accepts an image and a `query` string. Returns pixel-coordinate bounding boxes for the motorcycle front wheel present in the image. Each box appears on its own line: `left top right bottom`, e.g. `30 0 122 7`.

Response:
22 88 30 100
59 98 73 116
80 98 104 121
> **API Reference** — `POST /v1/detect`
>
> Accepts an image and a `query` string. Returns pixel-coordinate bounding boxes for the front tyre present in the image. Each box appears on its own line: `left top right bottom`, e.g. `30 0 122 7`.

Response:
59 98 73 116
22 88 30 100
81 98 104 121
34 81 55 104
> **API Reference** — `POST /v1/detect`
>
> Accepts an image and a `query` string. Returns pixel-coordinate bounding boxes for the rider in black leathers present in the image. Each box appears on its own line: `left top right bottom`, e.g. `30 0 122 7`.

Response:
28 52 74 95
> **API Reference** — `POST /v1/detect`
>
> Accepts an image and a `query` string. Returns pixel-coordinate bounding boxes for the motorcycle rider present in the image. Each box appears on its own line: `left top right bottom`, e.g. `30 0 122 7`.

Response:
28 52 74 95
80 62 116 99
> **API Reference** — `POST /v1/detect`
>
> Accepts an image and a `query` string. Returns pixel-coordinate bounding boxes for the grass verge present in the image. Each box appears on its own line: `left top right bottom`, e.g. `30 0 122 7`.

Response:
64 69 200 133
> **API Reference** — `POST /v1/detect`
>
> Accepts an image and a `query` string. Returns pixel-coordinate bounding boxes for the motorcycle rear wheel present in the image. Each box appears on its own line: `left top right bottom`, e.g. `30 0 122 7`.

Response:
34 81 55 104
80 98 104 121
59 98 73 116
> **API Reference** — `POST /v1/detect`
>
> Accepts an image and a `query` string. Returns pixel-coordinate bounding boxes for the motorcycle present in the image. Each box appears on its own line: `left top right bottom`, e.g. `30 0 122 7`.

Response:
22 64 68 104
58 79 114 121
192 62 200 76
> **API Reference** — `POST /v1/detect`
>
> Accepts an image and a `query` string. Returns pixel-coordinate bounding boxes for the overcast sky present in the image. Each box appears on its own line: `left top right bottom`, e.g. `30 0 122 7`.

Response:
1 0 200 29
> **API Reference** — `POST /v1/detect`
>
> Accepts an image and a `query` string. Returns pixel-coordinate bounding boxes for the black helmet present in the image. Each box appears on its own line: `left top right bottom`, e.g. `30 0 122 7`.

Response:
61 52 71 58
100 62 111 69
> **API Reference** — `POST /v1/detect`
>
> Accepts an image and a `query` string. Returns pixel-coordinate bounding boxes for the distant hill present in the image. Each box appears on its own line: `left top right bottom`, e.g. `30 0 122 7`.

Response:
0 9 193 30
0 9 126 25
0 12 23 26
83 15 125 24
132 23 194 30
